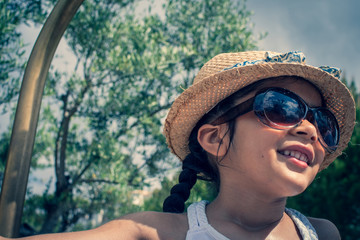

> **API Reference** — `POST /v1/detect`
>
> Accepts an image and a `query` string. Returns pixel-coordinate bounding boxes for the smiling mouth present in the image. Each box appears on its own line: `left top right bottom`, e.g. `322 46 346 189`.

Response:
278 150 310 165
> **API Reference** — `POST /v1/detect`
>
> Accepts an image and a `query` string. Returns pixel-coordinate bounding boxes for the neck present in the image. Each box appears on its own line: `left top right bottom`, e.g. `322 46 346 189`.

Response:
207 184 287 232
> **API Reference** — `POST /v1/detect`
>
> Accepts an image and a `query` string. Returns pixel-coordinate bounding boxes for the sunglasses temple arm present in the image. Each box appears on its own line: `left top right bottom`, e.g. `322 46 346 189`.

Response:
211 97 255 125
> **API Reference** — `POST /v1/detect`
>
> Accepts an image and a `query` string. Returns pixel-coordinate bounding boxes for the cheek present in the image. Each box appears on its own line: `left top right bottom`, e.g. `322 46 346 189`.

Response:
228 118 284 164
311 140 326 167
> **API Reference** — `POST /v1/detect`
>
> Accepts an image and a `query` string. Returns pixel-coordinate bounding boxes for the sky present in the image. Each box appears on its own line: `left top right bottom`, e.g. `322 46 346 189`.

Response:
246 0 360 86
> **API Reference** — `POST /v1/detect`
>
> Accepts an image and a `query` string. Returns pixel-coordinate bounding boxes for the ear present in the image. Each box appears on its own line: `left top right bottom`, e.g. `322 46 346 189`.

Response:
197 124 229 157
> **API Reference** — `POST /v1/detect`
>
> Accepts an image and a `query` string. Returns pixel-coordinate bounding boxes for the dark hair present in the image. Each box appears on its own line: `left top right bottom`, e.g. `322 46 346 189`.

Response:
162 76 309 213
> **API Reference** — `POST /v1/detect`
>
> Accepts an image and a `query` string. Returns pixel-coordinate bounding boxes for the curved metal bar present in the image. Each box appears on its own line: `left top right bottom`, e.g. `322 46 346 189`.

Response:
0 0 84 237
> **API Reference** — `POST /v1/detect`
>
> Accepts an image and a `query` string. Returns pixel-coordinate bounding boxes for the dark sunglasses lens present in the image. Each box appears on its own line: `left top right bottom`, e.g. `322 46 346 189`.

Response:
315 110 339 148
263 91 306 126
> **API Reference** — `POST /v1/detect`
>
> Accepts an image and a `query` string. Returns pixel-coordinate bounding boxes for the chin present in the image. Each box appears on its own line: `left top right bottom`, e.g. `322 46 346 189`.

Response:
286 178 313 197
287 187 307 197
285 164 318 191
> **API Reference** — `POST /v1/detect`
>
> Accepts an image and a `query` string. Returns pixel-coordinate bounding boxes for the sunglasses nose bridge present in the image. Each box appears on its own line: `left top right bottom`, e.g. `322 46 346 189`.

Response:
304 108 316 125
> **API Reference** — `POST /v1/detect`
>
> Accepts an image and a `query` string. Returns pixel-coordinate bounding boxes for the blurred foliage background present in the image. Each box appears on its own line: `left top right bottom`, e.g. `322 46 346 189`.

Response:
0 0 359 239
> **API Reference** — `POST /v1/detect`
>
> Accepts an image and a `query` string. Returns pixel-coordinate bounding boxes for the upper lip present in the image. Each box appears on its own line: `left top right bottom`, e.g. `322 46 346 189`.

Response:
278 145 315 166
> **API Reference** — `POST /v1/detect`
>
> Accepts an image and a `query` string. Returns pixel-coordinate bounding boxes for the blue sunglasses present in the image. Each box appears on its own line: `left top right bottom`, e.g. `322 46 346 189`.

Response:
212 87 340 153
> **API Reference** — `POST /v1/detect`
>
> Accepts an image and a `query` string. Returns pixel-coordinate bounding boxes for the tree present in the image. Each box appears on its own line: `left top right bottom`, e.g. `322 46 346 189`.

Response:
287 77 360 239
1 0 260 234
164 0 259 88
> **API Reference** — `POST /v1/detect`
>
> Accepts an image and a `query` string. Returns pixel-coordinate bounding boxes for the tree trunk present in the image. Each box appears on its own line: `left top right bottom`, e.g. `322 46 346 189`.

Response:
39 197 63 233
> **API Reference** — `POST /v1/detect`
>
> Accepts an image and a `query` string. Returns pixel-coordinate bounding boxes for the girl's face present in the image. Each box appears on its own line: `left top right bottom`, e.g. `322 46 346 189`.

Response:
219 78 326 198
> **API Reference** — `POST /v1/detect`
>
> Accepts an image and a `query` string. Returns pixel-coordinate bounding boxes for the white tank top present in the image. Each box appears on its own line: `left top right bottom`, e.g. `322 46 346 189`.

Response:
186 201 318 240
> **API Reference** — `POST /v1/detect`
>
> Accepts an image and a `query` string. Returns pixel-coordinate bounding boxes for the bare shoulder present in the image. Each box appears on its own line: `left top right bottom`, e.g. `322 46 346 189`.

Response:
119 211 189 239
307 217 341 240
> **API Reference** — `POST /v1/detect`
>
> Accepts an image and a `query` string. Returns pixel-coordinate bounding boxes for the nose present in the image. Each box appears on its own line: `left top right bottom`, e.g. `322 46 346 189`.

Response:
289 119 318 143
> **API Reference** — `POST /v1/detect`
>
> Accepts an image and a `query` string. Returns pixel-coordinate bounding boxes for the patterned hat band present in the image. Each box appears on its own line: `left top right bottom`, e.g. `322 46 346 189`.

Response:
223 51 341 79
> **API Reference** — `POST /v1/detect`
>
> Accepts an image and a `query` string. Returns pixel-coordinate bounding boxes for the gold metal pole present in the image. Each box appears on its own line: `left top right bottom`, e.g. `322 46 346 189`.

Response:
0 0 84 237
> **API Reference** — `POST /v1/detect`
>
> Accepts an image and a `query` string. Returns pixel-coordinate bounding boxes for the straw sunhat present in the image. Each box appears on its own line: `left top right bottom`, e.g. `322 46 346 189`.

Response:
164 51 356 170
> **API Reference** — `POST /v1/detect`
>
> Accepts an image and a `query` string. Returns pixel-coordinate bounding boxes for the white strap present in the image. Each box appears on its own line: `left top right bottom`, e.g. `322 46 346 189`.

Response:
285 208 318 240
187 201 209 230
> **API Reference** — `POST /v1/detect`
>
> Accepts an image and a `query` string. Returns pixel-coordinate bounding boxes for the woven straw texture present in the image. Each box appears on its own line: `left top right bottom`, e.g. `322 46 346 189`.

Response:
164 51 356 170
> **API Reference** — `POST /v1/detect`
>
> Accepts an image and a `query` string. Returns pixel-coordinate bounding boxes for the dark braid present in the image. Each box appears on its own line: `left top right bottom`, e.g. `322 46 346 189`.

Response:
162 79 276 213
163 120 221 213
163 154 198 213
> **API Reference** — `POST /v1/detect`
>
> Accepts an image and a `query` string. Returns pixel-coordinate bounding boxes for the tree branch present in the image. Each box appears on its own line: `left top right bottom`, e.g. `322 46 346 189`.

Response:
114 102 172 139
54 91 69 193
55 67 93 195
77 179 120 185
70 155 97 188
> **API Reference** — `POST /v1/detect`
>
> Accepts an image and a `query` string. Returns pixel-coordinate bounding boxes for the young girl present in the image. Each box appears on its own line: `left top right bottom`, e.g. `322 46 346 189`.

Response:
2 51 355 239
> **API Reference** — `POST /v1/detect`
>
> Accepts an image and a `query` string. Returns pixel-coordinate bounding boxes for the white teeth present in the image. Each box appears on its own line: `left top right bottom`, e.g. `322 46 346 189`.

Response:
281 150 309 163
